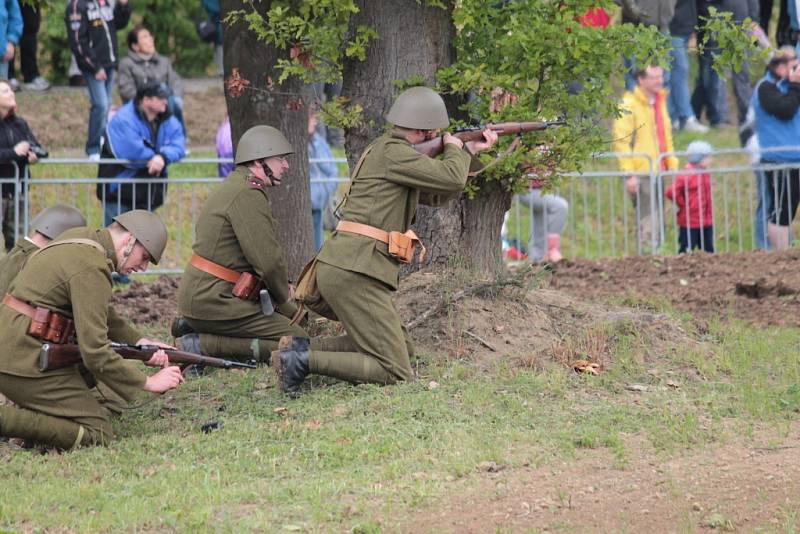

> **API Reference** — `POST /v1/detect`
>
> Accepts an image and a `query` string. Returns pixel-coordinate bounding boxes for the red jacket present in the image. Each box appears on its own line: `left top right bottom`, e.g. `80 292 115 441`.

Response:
665 163 713 228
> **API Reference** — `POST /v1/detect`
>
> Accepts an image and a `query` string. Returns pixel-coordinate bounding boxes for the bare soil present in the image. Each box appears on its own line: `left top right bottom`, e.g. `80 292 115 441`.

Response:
548 250 800 328
400 424 800 533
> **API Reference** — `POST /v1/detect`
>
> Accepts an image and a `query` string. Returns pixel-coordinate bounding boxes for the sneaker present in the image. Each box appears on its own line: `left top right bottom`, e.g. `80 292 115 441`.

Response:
682 117 709 134
8 78 20 92
23 76 50 91
87 153 101 162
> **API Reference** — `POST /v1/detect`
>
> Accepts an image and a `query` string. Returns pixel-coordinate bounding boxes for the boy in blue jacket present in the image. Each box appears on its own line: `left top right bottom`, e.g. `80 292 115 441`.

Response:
97 82 185 226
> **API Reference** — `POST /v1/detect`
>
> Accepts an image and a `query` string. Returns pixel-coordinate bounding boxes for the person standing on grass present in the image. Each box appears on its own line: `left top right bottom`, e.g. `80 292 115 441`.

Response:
665 140 715 253
751 47 800 250
0 0 21 81
0 210 182 450
308 109 338 250
66 0 131 159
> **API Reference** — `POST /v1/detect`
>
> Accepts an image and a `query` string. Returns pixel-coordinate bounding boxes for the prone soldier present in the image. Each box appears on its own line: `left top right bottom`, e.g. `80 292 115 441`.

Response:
0 210 183 450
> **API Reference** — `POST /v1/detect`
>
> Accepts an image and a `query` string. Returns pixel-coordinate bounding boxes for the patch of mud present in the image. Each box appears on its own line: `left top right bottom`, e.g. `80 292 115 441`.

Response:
548 250 800 327
111 276 180 327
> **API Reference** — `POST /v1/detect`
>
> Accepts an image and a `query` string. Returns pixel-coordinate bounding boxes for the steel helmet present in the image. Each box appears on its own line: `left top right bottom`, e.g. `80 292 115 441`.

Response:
234 125 295 165
385 86 450 130
29 204 86 239
112 210 168 264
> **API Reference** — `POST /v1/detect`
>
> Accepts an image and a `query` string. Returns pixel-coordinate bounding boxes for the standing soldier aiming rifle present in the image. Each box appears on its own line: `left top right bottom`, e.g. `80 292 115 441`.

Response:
273 86 499 396
0 210 183 450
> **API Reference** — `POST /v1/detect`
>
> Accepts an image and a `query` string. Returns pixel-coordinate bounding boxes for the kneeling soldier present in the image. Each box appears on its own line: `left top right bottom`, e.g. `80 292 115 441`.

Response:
0 204 87 296
175 125 311 362
0 210 183 450
272 86 498 395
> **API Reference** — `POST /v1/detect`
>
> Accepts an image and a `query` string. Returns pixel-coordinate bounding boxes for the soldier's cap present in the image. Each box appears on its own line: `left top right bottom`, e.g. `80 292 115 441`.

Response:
112 210 168 264
30 204 86 240
136 82 170 101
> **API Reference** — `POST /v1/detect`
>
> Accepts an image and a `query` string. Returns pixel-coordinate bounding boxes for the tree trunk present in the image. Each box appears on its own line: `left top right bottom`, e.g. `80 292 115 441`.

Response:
341 0 509 275
220 0 314 278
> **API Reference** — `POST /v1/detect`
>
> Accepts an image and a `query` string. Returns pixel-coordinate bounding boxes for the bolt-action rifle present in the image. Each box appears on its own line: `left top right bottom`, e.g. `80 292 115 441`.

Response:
411 119 566 158
38 342 257 372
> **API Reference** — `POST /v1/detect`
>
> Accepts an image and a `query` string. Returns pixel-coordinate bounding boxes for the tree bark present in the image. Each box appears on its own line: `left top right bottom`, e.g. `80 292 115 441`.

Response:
220 0 314 278
341 0 509 276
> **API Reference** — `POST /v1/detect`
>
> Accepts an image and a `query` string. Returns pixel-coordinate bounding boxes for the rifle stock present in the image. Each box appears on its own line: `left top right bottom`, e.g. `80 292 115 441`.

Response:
38 342 257 372
411 119 566 158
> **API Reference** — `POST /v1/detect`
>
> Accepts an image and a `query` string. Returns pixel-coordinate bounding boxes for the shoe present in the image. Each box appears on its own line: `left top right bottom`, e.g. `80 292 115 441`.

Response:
545 234 564 263
8 78 20 92
171 317 196 338
111 272 130 284
176 333 201 354
271 336 310 397
682 116 709 134
23 77 50 91
87 153 101 162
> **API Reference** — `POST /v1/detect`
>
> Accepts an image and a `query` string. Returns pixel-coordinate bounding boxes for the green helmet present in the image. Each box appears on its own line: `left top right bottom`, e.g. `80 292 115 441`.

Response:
30 204 86 239
112 210 168 264
234 125 294 165
385 86 450 130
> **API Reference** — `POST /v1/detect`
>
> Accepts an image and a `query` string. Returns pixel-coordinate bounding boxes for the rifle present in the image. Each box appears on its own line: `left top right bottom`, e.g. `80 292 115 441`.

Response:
38 342 257 372
411 119 566 158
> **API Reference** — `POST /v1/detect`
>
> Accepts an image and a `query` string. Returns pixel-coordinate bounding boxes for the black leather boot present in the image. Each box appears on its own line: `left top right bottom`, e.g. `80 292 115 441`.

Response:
271 336 310 397
177 334 205 378
171 317 196 338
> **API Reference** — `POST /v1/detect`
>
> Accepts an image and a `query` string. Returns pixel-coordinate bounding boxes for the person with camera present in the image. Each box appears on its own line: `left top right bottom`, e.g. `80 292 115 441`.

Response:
752 47 800 250
0 78 46 251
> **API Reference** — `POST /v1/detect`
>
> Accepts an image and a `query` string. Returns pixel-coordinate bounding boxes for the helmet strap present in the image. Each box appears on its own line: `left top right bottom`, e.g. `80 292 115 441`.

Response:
118 235 137 273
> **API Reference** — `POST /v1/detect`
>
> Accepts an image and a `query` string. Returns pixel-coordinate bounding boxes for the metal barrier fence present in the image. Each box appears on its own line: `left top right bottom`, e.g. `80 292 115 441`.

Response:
4 148 800 274
5 157 349 274
503 146 800 261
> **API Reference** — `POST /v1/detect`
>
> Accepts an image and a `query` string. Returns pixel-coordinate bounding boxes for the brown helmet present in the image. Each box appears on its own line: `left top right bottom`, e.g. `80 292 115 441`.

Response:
29 204 86 239
112 210 168 264
385 86 450 130
234 125 294 165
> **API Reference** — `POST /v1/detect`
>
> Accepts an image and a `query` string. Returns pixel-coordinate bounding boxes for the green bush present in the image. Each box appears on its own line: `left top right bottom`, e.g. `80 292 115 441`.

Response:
39 0 213 85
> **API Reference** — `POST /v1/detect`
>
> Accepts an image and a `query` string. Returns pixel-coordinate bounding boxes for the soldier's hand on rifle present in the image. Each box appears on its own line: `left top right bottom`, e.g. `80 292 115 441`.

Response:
144 349 170 368
465 128 499 153
626 176 639 195
443 132 464 149
143 366 184 393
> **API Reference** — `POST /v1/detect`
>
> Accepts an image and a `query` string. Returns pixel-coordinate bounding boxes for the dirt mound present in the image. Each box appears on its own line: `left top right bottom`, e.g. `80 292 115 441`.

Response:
396 270 697 371
548 250 800 327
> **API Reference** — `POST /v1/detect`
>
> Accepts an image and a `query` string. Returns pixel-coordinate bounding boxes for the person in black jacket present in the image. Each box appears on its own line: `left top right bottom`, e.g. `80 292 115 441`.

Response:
65 0 131 159
0 78 43 251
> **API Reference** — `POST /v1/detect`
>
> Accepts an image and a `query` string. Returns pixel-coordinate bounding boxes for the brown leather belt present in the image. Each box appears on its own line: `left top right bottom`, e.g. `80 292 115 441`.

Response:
3 293 36 318
336 221 389 243
190 253 240 284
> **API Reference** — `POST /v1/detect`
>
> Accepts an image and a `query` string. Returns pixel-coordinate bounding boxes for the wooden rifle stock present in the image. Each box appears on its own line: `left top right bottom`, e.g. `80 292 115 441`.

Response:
38 342 257 372
411 119 566 158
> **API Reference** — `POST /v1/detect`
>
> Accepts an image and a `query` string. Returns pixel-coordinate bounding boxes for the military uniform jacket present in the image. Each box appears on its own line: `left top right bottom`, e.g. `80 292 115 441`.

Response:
0 228 145 402
317 132 472 290
178 166 291 320
0 238 38 296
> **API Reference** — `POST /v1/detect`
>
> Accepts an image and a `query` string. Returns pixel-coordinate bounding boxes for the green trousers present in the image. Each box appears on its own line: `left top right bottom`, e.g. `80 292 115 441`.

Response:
311 261 415 384
0 370 113 449
184 309 352 362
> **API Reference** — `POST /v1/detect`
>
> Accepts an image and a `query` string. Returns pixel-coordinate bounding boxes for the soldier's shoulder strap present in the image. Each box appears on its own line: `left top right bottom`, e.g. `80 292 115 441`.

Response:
334 141 377 220
28 238 106 262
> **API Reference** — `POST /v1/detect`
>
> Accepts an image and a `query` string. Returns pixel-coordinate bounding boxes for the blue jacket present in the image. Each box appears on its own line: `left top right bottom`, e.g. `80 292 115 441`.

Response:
752 72 800 163
97 100 185 209
308 132 339 211
1 0 22 48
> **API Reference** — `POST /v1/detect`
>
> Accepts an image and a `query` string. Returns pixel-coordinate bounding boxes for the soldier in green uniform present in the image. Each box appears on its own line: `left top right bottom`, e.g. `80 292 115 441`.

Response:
272 86 498 395
0 204 86 296
0 210 183 450
175 125 316 363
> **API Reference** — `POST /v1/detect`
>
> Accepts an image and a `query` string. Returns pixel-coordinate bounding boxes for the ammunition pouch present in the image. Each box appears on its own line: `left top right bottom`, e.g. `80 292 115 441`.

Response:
190 254 264 301
3 294 74 344
336 221 426 266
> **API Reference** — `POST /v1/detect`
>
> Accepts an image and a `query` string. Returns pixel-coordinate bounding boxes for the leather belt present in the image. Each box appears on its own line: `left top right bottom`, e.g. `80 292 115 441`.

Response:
336 221 390 243
190 253 240 284
3 293 36 318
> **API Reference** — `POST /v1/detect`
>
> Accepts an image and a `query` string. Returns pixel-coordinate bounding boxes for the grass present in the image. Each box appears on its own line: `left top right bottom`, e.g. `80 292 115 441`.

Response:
3 312 800 532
